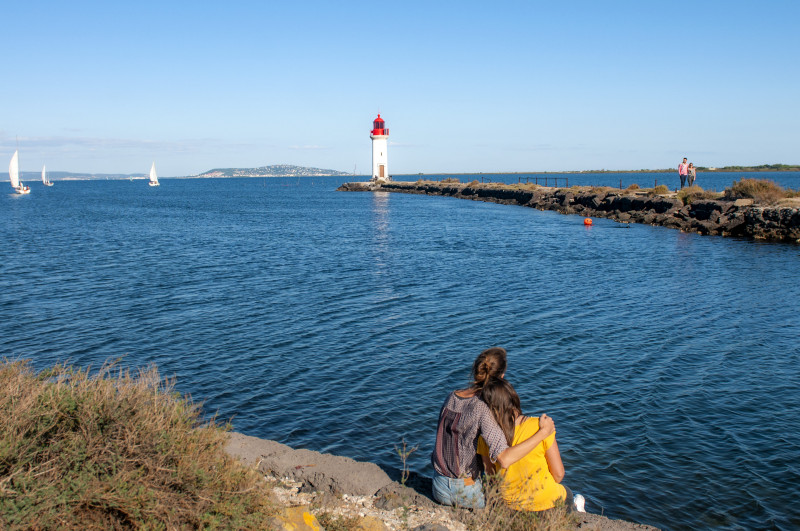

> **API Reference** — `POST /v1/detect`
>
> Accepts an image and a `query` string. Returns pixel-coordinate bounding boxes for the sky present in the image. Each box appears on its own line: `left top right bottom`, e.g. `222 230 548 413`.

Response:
3 0 799 176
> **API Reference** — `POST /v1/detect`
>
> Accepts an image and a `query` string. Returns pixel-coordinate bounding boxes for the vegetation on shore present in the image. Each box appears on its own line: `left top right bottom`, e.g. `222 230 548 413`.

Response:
0 359 277 529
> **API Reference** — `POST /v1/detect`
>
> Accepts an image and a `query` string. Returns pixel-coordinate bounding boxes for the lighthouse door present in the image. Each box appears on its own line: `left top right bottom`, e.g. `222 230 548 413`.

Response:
379 165 385 178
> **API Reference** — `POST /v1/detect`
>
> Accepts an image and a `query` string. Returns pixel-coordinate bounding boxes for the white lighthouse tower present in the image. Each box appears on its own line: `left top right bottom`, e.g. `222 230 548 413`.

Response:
370 114 390 182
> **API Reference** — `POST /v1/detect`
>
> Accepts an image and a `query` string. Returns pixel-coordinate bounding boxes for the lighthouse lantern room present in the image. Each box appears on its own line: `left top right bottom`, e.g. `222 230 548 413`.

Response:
370 114 390 182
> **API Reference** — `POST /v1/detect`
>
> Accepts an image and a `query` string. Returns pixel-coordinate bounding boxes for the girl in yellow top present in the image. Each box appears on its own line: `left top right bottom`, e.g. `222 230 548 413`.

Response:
477 377 580 512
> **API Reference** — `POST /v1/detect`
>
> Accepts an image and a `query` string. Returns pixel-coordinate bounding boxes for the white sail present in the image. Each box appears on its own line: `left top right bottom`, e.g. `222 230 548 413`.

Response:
9 150 19 188
42 164 47 184
149 162 159 184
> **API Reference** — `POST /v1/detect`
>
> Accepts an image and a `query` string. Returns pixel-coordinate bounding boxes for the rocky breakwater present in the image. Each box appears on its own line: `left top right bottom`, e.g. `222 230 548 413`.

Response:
338 181 800 243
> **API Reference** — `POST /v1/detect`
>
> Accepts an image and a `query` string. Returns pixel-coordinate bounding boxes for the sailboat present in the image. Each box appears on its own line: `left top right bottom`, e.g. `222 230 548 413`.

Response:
148 162 159 187
42 164 53 186
9 150 30 194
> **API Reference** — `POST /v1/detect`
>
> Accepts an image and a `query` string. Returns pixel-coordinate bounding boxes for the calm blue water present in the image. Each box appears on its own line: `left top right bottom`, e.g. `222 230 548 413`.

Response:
2 175 799 530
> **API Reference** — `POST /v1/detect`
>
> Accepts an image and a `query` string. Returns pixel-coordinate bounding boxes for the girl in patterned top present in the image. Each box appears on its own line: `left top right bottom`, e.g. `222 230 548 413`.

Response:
431 347 555 508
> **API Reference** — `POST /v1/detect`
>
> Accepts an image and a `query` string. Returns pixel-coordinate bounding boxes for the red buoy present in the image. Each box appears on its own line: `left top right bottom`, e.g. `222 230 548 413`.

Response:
584 218 593 226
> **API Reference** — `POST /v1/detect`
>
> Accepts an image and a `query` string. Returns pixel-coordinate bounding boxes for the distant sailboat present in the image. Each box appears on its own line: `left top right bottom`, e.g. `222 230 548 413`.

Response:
42 164 53 186
9 150 30 194
148 162 159 187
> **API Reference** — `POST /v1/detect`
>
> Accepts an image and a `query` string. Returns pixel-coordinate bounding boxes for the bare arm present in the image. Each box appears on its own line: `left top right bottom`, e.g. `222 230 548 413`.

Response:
544 438 565 483
495 414 555 470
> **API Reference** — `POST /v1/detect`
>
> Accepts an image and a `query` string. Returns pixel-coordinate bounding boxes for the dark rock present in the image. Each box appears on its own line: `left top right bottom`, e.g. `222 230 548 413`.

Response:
647 196 682 214
337 182 376 192
410 524 451 531
689 200 724 221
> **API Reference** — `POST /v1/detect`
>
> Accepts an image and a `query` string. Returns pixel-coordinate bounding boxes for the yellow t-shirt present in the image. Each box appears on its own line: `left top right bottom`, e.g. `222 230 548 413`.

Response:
477 416 566 511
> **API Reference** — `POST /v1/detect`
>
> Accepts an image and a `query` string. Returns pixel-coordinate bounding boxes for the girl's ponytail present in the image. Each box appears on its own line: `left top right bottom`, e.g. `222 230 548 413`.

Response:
471 347 507 390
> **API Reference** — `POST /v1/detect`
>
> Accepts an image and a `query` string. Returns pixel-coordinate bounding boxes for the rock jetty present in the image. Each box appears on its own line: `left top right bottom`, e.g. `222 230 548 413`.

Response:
225 432 659 531
338 181 800 243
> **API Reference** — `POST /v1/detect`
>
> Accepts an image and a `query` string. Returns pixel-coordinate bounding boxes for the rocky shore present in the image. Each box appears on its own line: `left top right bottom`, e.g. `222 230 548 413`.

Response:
225 432 659 531
337 181 800 243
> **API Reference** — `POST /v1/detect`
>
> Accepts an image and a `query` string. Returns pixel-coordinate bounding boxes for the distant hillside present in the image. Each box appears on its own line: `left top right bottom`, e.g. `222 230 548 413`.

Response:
196 164 350 178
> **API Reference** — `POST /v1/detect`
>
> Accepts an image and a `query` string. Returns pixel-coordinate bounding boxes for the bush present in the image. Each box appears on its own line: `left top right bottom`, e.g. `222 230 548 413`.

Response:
651 184 669 195
441 177 461 184
724 178 787 205
677 185 721 205
0 360 277 530
626 183 640 190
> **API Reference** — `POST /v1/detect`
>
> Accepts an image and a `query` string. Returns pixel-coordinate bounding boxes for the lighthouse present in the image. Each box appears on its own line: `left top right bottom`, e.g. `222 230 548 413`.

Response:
370 114 390 182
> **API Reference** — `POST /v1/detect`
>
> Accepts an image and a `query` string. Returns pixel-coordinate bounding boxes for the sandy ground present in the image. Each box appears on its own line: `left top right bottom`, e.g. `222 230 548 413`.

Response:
225 432 659 530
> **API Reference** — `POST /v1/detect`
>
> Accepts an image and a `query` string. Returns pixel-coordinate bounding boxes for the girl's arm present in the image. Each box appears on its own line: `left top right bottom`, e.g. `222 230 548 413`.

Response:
544 438 565 483
494 414 555 469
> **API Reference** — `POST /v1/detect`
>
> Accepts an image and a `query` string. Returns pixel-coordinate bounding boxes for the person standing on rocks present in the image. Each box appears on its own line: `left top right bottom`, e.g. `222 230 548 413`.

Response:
431 347 555 508
687 163 697 187
678 157 689 189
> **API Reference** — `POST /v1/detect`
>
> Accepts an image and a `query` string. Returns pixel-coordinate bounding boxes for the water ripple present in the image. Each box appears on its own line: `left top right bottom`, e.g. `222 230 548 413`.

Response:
2 177 799 530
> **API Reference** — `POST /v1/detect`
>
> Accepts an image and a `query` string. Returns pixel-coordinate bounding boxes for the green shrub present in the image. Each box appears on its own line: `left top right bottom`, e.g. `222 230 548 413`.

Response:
648 184 669 195
0 360 277 530
724 178 788 205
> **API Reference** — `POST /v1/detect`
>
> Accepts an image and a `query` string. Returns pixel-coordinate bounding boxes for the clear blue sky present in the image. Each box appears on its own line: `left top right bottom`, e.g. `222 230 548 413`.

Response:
3 0 798 176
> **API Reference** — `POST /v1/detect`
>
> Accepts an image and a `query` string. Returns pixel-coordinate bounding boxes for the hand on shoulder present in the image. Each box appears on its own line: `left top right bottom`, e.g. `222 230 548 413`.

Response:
538 413 555 436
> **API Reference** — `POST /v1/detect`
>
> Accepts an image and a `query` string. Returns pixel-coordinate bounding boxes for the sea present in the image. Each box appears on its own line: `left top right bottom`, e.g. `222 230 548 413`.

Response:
2 171 799 530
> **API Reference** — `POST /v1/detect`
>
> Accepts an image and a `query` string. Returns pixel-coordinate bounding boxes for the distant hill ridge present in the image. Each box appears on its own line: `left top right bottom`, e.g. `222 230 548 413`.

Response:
197 164 350 178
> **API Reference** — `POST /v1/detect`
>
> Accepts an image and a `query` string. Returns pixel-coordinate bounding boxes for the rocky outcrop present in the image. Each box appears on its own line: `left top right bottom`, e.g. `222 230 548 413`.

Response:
338 182 800 243
225 432 660 531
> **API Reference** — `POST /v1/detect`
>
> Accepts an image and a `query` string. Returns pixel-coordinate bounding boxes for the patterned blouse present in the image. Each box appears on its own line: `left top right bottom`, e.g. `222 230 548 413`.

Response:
431 390 510 479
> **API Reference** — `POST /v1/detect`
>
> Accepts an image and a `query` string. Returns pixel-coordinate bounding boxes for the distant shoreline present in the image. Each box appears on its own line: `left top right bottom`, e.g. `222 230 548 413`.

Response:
4 167 799 183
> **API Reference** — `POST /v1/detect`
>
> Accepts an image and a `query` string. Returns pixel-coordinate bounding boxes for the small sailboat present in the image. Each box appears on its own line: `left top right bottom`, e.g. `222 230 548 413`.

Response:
42 164 53 186
9 150 30 194
148 162 159 187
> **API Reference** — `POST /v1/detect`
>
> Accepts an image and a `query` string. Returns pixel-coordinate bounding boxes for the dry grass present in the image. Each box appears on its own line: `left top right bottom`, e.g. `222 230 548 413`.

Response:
677 185 723 205
0 359 277 530
649 184 669 195
626 183 640 190
723 178 792 205
454 474 575 531
315 511 363 530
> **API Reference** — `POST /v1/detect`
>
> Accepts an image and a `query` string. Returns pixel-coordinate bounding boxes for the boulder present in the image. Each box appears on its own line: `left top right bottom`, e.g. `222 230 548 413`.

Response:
689 200 724 221
225 432 393 496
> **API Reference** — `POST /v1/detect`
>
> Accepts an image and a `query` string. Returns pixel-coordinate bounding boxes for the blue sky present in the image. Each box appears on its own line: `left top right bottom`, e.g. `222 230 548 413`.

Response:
3 0 798 176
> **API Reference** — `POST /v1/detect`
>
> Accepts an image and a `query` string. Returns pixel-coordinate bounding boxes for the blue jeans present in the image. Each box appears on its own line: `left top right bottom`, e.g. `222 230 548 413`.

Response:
432 471 485 508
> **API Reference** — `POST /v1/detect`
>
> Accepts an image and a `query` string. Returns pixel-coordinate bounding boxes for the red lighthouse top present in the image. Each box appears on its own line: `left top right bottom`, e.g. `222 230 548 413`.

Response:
371 114 389 136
